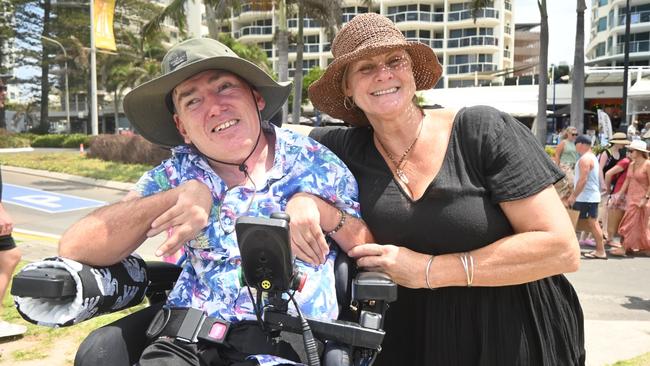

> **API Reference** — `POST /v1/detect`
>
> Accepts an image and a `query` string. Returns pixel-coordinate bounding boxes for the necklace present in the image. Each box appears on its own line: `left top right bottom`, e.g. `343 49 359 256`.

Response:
375 113 425 185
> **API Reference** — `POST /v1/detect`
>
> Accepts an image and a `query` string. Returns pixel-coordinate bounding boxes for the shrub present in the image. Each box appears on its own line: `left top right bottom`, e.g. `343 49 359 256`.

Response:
0 134 31 148
62 134 92 148
31 134 67 147
88 134 171 165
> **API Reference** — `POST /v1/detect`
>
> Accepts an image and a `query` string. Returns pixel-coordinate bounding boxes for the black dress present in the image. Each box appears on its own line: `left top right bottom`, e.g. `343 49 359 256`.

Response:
311 106 585 366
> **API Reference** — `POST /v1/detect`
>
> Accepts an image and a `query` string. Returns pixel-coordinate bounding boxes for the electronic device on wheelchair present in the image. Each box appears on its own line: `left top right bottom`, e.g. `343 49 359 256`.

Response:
11 213 397 366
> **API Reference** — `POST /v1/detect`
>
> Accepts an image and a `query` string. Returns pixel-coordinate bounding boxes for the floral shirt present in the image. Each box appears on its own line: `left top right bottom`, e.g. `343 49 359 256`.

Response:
134 123 360 364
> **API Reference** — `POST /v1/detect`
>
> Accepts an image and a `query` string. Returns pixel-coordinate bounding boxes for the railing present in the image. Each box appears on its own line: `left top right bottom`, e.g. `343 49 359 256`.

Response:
386 11 444 23
239 25 273 36
287 18 320 28
288 44 320 53
447 35 498 48
504 49 511 58
617 10 650 26
448 8 499 22
446 63 497 74
406 37 443 48
615 40 650 54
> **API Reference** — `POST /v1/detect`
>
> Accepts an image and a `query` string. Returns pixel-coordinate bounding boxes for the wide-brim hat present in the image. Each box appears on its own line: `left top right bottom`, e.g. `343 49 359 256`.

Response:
124 38 291 147
609 132 631 145
628 139 649 153
308 13 442 127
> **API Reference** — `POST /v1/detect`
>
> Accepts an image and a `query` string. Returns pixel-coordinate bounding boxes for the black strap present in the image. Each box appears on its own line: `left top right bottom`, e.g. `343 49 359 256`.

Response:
146 307 231 345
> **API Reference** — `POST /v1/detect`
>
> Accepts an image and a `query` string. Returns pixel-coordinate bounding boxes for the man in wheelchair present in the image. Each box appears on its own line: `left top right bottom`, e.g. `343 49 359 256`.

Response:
52 38 378 365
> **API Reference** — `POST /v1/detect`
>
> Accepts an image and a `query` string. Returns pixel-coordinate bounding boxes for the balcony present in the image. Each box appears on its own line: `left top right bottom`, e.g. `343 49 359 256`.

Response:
447 63 498 75
615 40 650 54
288 44 320 53
386 11 444 23
287 18 320 29
448 8 499 22
617 10 650 26
406 37 443 49
447 35 499 48
239 25 273 36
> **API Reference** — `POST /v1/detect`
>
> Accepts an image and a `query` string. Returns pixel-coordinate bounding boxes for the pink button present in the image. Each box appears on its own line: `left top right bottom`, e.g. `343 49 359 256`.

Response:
209 323 227 340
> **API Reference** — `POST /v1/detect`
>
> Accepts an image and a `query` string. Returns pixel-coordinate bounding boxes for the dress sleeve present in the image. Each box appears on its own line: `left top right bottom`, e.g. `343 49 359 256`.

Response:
463 106 564 203
308 126 350 159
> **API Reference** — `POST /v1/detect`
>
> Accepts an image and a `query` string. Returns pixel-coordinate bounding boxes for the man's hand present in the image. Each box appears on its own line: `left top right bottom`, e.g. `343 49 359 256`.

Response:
147 180 212 257
0 203 14 236
566 193 577 207
285 193 329 265
348 243 425 289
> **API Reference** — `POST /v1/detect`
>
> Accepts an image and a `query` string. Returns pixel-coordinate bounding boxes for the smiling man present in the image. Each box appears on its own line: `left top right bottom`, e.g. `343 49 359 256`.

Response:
59 38 373 366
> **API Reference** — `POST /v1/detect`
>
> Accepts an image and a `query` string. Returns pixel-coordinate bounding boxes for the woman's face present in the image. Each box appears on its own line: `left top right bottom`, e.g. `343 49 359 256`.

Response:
568 130 578 141
343 49 417 120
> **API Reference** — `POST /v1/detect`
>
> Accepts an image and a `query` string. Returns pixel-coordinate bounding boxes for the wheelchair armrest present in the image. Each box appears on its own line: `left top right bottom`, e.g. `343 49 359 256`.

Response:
351 272 397 303
11 267 76 299
144 261 182 300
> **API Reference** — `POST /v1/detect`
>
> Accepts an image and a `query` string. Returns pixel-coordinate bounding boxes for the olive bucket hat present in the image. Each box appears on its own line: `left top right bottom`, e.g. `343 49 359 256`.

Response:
308 13 442 126
123 38 292 147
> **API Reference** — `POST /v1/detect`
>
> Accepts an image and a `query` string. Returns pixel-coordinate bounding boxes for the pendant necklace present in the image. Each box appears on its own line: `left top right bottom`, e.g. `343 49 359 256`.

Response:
375 113 425 185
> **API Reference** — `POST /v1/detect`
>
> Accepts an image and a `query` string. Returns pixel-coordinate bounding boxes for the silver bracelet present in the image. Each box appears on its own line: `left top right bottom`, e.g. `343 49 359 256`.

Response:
459 252 475 287
425 255 435 290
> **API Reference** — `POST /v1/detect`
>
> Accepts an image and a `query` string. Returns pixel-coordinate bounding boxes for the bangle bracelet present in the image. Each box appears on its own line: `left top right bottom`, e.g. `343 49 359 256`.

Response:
324 209 346 237
425 255 435 290
459 252 475 287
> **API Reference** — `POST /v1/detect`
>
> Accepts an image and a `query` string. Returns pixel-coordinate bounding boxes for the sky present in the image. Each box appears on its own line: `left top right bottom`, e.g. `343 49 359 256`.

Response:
513 0 592 66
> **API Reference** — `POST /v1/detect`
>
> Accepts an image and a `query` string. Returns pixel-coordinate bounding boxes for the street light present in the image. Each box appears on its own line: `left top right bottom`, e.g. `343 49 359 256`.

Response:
41 35 70 129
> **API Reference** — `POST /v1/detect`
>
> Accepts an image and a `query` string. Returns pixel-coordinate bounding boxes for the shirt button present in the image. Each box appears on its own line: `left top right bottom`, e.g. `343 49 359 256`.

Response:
224 297 231 304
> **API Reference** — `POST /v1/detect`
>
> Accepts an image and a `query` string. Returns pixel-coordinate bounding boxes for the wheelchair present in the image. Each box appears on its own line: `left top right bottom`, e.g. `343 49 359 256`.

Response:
11 215 397 366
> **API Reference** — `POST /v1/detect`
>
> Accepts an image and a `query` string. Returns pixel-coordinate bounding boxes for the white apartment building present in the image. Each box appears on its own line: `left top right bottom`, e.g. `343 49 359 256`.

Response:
586 0 650 66
218 1 515 88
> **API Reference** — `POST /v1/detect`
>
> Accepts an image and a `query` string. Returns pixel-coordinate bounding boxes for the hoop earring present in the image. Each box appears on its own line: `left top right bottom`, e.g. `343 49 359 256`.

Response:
343 96 355 110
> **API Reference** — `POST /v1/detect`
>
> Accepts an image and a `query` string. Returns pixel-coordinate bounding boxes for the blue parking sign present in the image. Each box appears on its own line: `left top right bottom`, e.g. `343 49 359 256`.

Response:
3 184 107 213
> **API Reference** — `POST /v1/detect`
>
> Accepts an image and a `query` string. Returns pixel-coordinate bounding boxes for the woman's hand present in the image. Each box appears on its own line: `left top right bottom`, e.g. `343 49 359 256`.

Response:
348 243 428 289
285 193 329 265
148 180 213 257
0 204 14 236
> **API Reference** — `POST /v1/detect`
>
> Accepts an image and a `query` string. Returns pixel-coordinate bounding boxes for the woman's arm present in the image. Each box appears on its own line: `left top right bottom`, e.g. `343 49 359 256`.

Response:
598 150 608 190
604 165 624 194
553 140 565 165
349 186 579 288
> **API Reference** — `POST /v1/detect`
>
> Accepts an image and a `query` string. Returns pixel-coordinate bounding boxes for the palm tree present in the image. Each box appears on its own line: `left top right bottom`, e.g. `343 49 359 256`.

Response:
142 0 235 41
290 0 342 125
471 0 548 145
570 0 586 134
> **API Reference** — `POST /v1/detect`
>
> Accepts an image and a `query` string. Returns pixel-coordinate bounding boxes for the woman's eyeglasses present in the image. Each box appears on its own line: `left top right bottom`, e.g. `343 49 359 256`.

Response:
571 133 578 136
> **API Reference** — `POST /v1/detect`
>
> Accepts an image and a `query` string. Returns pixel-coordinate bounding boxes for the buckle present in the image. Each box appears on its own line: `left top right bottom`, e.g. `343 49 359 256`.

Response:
146 307 230 345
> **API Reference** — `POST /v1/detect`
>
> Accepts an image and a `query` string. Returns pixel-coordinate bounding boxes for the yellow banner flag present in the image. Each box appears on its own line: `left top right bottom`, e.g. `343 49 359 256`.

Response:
94 0 117 51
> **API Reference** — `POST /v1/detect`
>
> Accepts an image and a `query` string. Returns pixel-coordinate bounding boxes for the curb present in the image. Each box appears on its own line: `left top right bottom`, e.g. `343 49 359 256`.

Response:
2 165 134 192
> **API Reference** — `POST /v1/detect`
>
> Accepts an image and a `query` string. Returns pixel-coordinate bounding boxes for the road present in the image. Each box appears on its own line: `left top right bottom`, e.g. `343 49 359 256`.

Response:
2 164 650 366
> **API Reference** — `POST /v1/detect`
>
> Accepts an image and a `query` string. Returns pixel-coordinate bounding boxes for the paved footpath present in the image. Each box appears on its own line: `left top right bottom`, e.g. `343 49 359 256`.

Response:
6 165 650 366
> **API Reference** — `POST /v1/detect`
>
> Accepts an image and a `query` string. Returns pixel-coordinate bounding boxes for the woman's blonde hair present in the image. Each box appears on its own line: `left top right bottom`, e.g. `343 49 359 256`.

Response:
561 127 578 139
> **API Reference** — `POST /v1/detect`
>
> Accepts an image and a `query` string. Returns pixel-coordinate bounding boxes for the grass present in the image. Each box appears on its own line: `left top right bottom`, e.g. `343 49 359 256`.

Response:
609 353 650 366
2 261 147 365
0 152 151 183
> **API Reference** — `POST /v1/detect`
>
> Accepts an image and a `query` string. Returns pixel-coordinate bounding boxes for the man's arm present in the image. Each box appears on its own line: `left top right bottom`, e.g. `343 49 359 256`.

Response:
59 180 212 266
567 157 592 205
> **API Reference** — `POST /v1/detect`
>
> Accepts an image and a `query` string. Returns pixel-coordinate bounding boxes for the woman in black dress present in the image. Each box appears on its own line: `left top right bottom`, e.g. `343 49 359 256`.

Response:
307 13 585 365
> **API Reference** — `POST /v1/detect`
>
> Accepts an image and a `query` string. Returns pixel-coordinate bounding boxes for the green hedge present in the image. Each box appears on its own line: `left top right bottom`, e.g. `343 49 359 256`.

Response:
0 135 31 148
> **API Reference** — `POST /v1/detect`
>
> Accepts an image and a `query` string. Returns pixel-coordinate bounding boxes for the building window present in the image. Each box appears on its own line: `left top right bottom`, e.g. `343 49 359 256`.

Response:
597 17 607 32
598 0 608 6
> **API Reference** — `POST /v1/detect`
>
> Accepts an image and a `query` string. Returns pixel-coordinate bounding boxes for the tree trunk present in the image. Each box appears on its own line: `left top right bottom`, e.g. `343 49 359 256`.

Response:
571 0 586 134
39 0 52 133
535 0 548 145
114 90 120 134
0 46 5 129
205 5 220 39
277 0 289 125
291 1 304 124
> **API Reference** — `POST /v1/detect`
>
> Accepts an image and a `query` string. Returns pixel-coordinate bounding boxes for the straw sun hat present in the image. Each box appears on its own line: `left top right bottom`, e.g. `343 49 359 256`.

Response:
124 38 291 147
628 139 649 153
308 13 442 126
608 132 631 145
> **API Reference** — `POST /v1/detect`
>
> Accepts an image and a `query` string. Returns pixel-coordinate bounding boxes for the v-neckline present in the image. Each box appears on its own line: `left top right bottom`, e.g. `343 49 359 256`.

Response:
371 108 462 203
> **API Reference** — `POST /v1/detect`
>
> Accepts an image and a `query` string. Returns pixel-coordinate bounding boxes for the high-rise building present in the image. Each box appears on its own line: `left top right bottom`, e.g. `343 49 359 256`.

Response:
586 0 650 67
221 1 515 88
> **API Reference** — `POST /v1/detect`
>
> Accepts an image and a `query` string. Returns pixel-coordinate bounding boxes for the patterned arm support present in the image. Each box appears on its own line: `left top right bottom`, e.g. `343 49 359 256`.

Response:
13 255 148 327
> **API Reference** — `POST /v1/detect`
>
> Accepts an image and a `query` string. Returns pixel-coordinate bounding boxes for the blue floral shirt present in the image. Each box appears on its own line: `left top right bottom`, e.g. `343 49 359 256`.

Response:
134 123 360 364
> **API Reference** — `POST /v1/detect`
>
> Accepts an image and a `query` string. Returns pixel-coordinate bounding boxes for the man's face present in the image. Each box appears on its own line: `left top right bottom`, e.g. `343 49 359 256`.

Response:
171 70 266 161
0 81 6 109
575 142 590 155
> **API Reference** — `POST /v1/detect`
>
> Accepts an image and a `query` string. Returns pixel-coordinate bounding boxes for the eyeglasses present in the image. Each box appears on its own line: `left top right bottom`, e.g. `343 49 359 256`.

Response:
351 54 411 77
571 133 578 136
